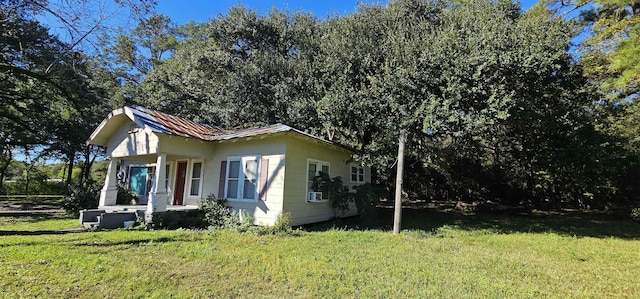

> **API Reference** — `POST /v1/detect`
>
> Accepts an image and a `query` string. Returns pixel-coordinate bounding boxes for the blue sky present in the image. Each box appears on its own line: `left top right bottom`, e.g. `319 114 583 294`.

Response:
156 0 540 25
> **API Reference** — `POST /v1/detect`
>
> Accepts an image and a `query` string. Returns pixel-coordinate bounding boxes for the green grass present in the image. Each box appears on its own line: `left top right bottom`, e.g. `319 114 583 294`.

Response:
1 208 639 298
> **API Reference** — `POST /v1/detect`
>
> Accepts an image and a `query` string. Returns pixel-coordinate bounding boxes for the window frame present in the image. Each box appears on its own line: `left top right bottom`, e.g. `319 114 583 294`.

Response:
164 162 174 204
306 158 330 202
187 160 204 198
128 163 155 196
350 165 366 184
224 155 261 203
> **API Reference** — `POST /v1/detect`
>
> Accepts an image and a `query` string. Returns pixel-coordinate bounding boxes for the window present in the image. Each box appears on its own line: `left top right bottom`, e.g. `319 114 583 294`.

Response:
225 156 260 202
128 165 154 195
351 165 365 183
189 161 203 197
164 163 171 190
307 159 330 201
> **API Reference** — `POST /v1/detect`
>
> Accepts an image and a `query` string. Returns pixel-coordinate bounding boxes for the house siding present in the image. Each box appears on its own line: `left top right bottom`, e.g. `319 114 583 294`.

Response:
158 135 216 159
282 135 369 226
107 120 160 158
208 137 287 226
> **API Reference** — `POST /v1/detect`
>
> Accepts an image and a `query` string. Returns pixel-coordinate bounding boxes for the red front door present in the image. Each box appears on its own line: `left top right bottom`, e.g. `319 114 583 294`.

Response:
174 161 187 205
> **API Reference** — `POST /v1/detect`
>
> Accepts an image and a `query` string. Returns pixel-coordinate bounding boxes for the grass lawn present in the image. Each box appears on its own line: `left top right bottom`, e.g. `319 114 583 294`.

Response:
1 206 639 298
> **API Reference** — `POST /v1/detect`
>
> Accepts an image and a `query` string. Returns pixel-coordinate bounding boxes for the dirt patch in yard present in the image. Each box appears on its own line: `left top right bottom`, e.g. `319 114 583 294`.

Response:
0 200 65 216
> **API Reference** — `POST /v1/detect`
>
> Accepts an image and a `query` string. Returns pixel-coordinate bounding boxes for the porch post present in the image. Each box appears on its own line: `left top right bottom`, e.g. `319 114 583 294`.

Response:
146 153 167 223
99 158 119 207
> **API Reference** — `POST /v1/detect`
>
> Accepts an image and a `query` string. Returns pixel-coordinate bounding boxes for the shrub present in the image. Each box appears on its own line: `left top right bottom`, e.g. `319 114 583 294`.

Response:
147 210 207 230
199 194 230 227
200 194 300 235
63 179 100 216
116 184 137 204
312 172 352 218
631 207 640 222
353 183 382 226
4 178 66 195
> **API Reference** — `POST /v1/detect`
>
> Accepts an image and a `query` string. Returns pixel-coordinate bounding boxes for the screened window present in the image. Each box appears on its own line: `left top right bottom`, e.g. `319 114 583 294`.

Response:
225 156 260 202
307 160 330 201
189 161 203 197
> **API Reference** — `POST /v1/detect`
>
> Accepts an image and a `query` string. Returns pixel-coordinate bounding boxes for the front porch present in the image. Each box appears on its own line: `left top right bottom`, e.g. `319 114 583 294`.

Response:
98 152 209 224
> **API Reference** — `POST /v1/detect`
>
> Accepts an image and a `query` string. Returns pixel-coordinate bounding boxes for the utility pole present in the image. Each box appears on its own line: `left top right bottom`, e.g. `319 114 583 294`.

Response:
393 130 406 235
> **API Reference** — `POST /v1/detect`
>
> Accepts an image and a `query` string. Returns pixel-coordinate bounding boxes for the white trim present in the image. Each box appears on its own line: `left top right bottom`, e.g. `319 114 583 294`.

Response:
187 159 204 199
306 158 330 203
224 155 261 203
350 164 366 184
164 161 174 205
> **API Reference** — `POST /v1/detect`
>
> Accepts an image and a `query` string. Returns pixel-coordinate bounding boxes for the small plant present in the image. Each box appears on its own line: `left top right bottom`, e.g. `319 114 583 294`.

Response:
224 209 256 232
272 212 292 233
199 194 230 227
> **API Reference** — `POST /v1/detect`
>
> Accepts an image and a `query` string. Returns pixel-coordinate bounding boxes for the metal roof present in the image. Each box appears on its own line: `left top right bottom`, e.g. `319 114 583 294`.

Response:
211 123 293 141
129 106 228 140
101 106 339 148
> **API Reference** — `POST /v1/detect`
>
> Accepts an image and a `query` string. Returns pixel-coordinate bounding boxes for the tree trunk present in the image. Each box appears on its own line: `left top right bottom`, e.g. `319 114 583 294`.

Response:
66 154 74 186
81 148 90 184
0 146 12 194
24 166 30 195
0 172 5 194
0 160 9 194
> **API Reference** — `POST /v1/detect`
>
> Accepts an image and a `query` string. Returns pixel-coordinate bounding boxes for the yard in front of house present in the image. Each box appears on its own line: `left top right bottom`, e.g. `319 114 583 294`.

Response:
1 204 639 298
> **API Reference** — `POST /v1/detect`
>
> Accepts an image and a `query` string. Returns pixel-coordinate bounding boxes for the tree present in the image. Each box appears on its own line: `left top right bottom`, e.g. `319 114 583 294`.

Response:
5 0 155 53
318 0 615 208
105 14 178 106
136 7 322 128
1 3 119 187
543 0 640 209
134 0 619 210
569 0 640 99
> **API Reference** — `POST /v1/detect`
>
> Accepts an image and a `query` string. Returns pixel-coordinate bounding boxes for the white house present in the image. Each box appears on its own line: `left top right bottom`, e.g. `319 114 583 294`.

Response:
87 106 370 226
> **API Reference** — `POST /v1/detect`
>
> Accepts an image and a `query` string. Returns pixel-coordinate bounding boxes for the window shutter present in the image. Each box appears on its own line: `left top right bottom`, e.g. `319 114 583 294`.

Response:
218 161 227 199
258 158 269 201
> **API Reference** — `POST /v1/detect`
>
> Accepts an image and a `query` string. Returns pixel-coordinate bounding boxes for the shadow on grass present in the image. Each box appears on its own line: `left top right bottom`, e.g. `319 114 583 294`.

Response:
73 236 178 247
303 201 640 240
0 228 84 236
0 212 69 220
